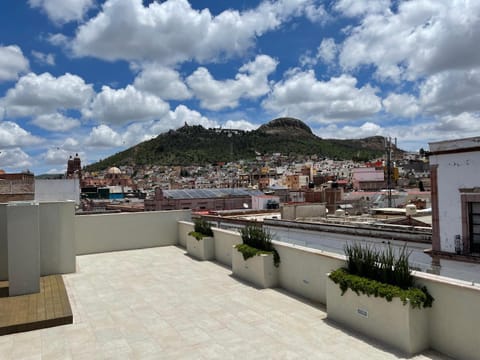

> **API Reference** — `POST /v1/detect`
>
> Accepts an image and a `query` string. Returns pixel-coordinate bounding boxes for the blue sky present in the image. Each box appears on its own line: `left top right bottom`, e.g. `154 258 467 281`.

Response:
1 0 480 174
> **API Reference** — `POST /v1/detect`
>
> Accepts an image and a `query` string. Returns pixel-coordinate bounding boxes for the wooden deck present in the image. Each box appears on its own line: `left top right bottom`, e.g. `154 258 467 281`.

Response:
0 275 73 336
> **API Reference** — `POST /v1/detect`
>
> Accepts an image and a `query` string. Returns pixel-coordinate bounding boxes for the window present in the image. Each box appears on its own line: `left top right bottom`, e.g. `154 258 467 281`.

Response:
460 192 480 255
469 202 480 253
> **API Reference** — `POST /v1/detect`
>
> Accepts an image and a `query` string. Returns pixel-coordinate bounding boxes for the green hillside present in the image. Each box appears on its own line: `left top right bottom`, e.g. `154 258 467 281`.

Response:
86 118 396 171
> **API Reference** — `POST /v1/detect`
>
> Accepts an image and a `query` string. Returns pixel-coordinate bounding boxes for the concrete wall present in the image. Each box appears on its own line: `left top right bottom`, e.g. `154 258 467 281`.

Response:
0 201 76 281
415 272 480 360
281 203 328 220
178 221 480 360
39 202 76 275
76 210 191 255
178 221 194 248
430 151 479 252
0 204 7 280
275 242 344 304
35 179 81 205
212 227 242 266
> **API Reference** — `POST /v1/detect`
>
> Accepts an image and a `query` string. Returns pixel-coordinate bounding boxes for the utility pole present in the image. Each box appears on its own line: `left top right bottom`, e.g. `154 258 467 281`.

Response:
385 137 392 208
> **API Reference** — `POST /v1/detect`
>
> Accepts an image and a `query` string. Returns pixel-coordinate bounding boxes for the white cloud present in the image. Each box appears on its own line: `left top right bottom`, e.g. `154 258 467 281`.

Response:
31 50 55 66
85 124 122 147
43 147 72 165
150 105 217 135
62 137 80 151
0 148 32 171
85 85 170 125
223 119 258 131
48 33 69 46
304 3 329 23
263 70 382 122
419 69 480 115
315 121 383 139
434 112 480 133
70 0 314 64
0 45 29 82
0 121 42 147
31 112 80 132
334 0 391 17
28 0 94 24
317 38 338 64
133 65 191 100
339 0 480 81
2 72 94 117
382 93 420 118
187 55 278 110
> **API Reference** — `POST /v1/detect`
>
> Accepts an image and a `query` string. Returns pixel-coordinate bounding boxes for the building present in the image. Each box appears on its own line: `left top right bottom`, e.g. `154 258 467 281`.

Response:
144 188 263 211
352 167 385 191
66 154 82 179
0 171 34 202
429 136 480 261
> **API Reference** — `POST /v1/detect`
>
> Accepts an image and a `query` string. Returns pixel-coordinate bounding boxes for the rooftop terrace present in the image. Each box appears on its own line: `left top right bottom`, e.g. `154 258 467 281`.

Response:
1 246 448 359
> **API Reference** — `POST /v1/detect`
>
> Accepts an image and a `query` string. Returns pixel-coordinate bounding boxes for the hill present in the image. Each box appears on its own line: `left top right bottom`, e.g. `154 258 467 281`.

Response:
86 117 399 171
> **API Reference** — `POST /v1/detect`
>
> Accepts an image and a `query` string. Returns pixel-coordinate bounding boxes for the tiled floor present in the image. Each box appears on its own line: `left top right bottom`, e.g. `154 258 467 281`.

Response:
0 246 450 359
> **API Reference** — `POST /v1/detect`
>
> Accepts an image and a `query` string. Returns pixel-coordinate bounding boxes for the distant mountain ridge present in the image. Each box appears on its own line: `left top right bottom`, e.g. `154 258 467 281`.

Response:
86 117 401 171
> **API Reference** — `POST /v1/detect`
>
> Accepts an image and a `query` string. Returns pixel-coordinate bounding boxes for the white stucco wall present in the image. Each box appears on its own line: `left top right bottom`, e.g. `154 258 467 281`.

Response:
430 152 480 252
0 201 76 280
35 179 81 205
212 227 242 266
415 272 480 360
75 210 191 255
178 221 480 359
178 221 194 248
0 204 7 280
39 201 76 275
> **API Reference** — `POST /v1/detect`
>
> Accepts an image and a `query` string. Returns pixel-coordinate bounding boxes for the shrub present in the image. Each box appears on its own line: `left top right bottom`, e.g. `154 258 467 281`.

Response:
329 268 434 309
188 218 213 241
333 243 434 308
235 224 280 267
344 242 413 289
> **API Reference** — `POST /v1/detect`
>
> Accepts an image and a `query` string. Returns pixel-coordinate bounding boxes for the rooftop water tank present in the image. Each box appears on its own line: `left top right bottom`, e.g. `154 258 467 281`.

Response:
406 204 417 216
335 209 346 217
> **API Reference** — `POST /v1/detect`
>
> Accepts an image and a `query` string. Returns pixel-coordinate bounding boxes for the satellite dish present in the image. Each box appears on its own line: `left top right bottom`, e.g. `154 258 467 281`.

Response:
243 203 249 208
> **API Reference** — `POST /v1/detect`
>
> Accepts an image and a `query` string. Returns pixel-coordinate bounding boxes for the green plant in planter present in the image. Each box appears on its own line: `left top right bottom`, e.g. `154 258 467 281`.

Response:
235 223 280 267
188 218 213 241
330 242 433 308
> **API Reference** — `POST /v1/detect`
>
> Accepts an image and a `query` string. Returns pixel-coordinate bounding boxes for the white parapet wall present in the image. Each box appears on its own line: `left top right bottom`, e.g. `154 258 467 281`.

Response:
76 210 191 255
212 227 242 266
326 277 429 356
39 201 76 275
0 201 77 281
178 221 480 360
178 221 195 248
7 201 40 296
0 204 7 281
415 272 480 360
274 241 345 304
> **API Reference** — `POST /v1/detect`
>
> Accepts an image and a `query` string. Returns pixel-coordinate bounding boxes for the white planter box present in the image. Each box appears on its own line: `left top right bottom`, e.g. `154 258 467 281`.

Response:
186 235 215 261
326 276 429 356
232 246 278 288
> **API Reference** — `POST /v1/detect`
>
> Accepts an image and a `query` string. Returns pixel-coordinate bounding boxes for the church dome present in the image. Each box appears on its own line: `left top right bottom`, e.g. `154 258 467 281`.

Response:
107 167 122 175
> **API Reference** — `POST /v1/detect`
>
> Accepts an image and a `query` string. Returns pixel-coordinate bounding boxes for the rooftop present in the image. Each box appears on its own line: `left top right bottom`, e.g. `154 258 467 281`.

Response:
1 246 447 359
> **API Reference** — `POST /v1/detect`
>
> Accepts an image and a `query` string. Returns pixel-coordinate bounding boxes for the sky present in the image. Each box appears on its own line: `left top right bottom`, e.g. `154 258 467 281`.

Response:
1 0 480 175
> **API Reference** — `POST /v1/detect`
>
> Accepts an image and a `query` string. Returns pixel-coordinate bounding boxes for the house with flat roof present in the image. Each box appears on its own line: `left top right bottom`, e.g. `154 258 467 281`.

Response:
429 136 480 262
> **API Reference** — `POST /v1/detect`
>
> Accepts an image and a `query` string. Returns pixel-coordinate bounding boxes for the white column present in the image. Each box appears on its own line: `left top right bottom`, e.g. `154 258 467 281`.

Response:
7 201 40 296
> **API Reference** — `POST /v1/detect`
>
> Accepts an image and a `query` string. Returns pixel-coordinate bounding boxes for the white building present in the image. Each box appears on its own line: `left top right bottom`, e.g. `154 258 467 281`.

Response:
429 136 480 257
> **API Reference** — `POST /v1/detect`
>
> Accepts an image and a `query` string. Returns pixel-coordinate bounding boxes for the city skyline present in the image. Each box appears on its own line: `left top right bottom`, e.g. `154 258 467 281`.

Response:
1 0 479 174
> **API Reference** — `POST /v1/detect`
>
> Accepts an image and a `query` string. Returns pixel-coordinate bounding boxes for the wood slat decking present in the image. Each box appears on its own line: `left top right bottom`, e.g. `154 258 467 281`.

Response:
0 275 73 336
